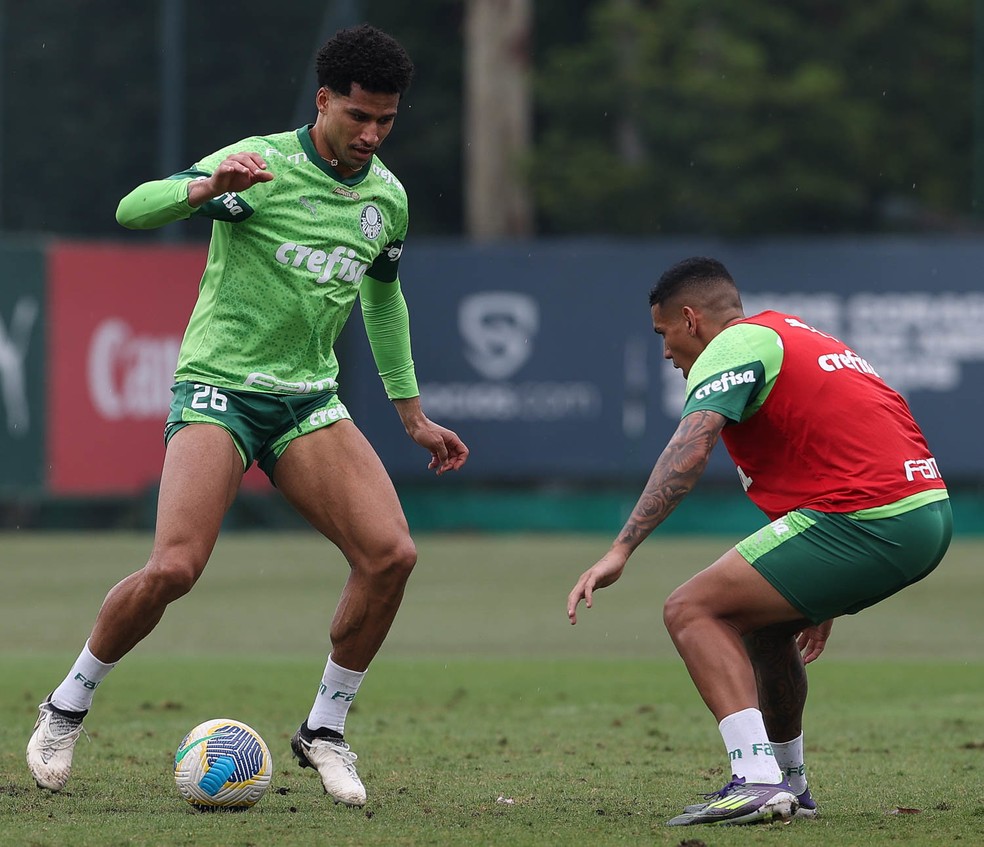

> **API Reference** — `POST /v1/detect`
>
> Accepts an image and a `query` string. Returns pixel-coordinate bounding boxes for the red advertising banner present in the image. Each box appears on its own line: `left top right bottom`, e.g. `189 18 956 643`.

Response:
47 242 270 494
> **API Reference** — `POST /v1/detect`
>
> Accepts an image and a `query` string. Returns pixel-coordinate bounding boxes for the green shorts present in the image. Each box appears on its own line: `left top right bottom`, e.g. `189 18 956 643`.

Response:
736 496 952 624
164 381 352 482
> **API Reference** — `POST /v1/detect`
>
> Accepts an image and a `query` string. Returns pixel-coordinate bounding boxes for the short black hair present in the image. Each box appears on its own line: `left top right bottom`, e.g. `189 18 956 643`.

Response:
649 257 737 307
316 24 414 97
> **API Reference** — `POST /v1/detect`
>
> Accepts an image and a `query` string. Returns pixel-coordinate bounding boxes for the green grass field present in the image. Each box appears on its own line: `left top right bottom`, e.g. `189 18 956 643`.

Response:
1 532 983 846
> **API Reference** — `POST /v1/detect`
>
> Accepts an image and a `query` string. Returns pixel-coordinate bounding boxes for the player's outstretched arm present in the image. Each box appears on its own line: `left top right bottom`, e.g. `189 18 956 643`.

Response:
567 410 726 624
392 396 469 476
117 152 274 230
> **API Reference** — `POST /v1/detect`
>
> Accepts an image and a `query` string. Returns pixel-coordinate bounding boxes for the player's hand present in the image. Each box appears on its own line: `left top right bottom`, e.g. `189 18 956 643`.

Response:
200 153 274 200
567 551 627 625
796 619 833 664
418 422 469 475
393 397 468 475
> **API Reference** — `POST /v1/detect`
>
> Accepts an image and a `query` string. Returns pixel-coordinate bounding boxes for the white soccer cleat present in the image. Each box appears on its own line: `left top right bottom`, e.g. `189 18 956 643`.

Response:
290 724 367 807
27 701 87 791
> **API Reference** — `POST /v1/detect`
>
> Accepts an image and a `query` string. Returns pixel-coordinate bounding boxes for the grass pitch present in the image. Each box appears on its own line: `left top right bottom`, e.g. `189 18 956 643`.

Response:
1 532 983 846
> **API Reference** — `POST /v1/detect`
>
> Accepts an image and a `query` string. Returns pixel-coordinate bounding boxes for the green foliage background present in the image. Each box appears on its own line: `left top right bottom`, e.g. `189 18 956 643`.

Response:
532 0 974 234
0 0 974 237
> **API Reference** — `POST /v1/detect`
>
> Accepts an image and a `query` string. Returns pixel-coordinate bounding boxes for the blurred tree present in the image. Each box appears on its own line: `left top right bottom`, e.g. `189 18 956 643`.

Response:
465 0 534 239
531 0 975 235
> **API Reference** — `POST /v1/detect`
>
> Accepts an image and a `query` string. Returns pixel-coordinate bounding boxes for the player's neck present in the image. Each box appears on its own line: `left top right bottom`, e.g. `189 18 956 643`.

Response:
308 127 345 173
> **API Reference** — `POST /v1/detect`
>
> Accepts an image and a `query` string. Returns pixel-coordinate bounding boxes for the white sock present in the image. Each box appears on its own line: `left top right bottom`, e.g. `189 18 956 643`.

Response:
50 641 117 713
307 655 366 735
771 733 807 794
719 708 784 784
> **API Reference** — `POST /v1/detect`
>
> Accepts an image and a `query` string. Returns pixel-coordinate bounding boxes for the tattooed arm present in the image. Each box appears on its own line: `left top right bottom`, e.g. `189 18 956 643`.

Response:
567 410 727 624
616 410 726 547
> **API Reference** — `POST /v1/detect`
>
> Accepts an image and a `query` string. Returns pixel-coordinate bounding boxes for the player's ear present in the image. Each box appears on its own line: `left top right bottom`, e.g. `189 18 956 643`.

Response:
682 306 697 335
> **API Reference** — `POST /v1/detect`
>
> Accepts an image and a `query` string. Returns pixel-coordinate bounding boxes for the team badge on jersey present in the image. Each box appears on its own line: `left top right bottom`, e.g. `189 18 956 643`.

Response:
360 204 383 240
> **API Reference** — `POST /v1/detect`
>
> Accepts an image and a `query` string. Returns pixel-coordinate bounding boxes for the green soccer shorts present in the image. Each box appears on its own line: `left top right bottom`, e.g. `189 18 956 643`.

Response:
164 381 352 482
736 496 952 623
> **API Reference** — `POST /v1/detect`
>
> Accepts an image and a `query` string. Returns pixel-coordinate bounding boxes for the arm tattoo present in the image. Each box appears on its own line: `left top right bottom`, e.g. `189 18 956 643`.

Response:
617 410 725 548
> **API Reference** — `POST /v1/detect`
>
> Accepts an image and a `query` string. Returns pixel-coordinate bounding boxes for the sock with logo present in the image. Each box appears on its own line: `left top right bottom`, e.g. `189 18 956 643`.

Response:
771 732 807 794
50 641 118 713
719 707 784 785
306 655 366 736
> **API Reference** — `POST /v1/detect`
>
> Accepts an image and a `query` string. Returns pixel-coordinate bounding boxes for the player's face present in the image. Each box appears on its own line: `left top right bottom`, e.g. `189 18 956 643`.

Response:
312 83 400 177
651 303 701 378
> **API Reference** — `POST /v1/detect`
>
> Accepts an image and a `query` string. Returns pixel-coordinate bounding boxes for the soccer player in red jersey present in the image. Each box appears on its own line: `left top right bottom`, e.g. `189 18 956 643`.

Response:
567 256 951 826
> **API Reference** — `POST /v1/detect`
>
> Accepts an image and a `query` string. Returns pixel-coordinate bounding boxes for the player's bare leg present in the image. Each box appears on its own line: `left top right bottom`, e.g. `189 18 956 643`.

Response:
662 550 804 825
28 424 244 791
744 624 807 743
275 419 416 671
89 425 244 661
745 625 819 817
276 419 416 806
663 549 805 720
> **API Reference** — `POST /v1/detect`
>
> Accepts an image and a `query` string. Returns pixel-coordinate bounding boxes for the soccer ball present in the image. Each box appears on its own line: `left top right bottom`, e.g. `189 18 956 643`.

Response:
173 718 273 811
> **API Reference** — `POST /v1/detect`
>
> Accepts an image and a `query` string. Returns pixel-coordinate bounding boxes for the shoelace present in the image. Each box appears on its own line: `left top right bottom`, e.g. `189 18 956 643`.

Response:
307 737 359 771
41 713 89 748
699 775 747 800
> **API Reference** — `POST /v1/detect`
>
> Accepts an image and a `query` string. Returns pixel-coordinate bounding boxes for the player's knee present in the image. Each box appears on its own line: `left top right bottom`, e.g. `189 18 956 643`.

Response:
384 537 417 582
359 537 417 585
662 586 697 638
143 552 206 601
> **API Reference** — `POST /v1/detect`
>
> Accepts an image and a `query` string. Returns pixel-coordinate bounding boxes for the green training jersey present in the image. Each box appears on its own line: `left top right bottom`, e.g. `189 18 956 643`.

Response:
120 126 412 396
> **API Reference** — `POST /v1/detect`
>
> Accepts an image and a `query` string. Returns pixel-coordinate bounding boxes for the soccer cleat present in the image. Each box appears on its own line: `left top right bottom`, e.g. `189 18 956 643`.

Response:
26 700 88 791
683 785 818 818
667 775 799 826
290 721 367 807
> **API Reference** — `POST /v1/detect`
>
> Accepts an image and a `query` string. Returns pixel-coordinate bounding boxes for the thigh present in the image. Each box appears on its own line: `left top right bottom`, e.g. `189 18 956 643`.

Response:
671 547 809 635
272 420 410 559
151 423 245 566
256 391 353 481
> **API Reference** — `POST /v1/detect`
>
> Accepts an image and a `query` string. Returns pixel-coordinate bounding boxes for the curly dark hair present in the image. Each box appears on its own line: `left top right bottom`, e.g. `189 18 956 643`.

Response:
315 24 414 97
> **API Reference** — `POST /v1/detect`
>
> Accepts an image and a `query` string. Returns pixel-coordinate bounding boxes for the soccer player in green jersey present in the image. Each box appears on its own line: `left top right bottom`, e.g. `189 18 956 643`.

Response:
567 257 950 826
27 25 467 808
